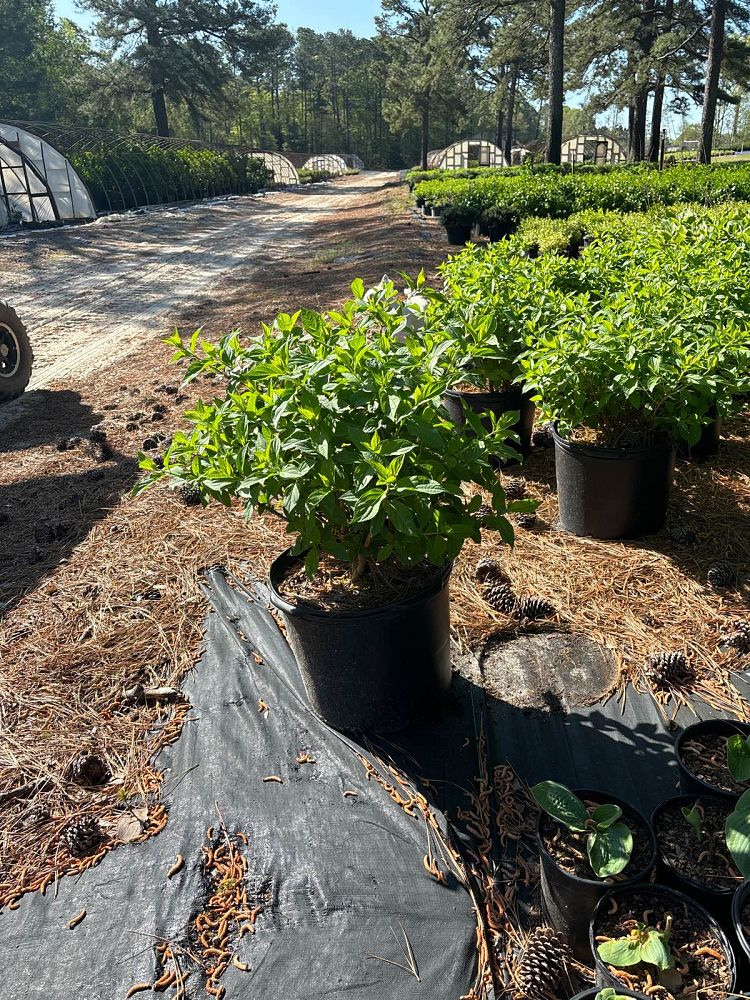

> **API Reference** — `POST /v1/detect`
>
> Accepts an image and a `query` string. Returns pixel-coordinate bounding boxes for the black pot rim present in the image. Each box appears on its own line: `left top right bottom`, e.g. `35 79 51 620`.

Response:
590 882 737 989
731 880 750 960
268 548 452 622
651 793 741 898
570 989 647 1000
535 787 658 890
444 385 527 404
675 719 750 799
551 422 675 460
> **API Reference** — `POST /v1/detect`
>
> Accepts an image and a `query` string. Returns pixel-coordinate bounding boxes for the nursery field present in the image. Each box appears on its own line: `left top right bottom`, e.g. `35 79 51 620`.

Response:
1 170 749 999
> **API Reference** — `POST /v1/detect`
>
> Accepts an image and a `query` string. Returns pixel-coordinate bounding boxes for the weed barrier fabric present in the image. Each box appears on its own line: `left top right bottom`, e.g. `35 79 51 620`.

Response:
2 569 479 999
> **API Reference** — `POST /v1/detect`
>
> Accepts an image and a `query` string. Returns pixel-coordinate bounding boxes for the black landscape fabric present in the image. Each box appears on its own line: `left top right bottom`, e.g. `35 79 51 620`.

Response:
4 568 745 999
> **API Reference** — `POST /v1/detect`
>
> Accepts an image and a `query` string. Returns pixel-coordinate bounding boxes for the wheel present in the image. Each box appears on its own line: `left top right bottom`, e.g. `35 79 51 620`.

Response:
0 301 33 403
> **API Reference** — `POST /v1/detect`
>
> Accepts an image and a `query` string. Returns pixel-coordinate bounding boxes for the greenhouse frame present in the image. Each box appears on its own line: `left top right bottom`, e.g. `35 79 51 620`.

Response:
303 154 349 175
427 140 508 170
560 133 627 166
0 122 95 226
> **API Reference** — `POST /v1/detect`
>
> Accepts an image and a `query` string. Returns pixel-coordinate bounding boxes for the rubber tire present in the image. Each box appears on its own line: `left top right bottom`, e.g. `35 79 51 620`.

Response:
0 301 33 403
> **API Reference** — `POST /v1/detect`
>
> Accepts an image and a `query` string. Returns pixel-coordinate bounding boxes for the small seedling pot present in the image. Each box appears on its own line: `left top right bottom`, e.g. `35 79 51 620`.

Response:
552 425 675 539
444 222 473 246
443 385 535 469
537 788 657 963
570 989 648 1000
677 407 722 462
590 883 737 996
676 719 750 802
269 550 452 734
651 794 741 923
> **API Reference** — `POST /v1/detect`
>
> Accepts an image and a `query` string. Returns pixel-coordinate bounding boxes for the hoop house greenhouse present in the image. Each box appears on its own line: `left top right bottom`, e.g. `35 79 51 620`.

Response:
0 122 95 226
252 152 299 185
560 134 627 166
302 154 349 175
427 140 507 170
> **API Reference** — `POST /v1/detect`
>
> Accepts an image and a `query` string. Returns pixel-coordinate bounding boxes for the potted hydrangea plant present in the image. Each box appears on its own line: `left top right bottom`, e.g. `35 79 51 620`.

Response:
138 279 524 733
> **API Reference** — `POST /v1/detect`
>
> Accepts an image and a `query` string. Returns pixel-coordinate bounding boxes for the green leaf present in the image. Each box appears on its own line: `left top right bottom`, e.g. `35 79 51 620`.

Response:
587 822 633 877
641 931 675 971
727 734 750 783
592 804 622 829
531 781 588 832
597 938 643 968
681 804 703 841
726 797 750 878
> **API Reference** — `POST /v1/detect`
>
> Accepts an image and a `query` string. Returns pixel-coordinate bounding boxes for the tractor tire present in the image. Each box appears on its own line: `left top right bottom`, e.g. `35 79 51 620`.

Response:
0 301 33 403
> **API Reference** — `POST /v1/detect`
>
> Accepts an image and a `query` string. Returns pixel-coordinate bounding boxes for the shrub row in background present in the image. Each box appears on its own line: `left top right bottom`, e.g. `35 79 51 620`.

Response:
70 144 273 213
413 162 750 229
298 167 336 184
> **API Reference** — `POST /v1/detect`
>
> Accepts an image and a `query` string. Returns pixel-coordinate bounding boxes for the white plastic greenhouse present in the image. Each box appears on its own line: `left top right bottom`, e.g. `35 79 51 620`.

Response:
0 122 95 226
303 154 349 175
427 140 508 170
560 134 626 166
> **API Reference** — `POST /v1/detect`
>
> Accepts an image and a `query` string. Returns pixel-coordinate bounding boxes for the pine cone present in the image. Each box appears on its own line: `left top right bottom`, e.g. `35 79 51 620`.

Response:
708 561 736 590
517 926 569 999
667 520 698 546
476 503 495 527
65 751 110 787
723 622 750 655
514 512 537 530
87 438 113 463
515 596 556 621
531 424 554 449
475 558 508 584
176 483 202 507
644 650 687 688
25 802 51 827
63 816 104 857
503 478 527 501
485 582 518 615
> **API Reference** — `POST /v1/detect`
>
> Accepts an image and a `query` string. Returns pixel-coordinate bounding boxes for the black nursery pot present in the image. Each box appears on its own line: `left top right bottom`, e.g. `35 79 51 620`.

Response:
443 385 535 469
552 425 675 539
431 205 442 218
677 408 722 462
676 719 750 802
591 884 737 995
268 550 452 735
652 794 741 921
445 222 473 246
537 789 657 963
731 880 750 969
487 218 517 242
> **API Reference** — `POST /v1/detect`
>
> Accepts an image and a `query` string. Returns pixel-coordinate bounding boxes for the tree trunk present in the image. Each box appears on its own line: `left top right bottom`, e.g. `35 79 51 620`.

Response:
630 90 648 160
504 65 518 165
496 105 504 150
700 0 727 164
151 87 170 138
420 103 430 169
546 0 565 164
647 78 665 161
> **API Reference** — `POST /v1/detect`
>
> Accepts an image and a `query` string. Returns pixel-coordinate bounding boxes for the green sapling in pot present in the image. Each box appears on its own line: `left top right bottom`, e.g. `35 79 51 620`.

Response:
532 781 633 877
595 992 637 1000
681 803 704 842
726 788 750 878
597 916 680 990
727 733 750 784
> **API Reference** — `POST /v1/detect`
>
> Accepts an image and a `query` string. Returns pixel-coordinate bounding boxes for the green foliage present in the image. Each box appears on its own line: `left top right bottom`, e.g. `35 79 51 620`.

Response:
681 804 704 841
726 789 750 879
597 918 675 973
517 217 584 256
531 781 633 878
70 145 271 213
298 168 335 184
727 733 750 783
595 991 633 1000
137 277 525 577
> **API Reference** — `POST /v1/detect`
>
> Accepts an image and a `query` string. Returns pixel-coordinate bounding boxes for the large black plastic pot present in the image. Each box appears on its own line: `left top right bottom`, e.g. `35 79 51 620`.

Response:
591 884 737 995
443 385 535 469
537 789 657 962
677 409 722 462
652 794 741 921
487 218 517 242
552 425 675 539
268 551 452 734
676 719 750 802
445 222 472 246
732 881 750 972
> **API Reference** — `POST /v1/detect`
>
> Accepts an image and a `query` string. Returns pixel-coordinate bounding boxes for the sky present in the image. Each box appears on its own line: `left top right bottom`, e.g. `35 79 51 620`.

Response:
53 0 382 36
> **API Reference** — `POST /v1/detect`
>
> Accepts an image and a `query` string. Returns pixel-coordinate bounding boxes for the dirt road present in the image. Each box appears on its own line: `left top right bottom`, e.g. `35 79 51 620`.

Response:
1 171 396 390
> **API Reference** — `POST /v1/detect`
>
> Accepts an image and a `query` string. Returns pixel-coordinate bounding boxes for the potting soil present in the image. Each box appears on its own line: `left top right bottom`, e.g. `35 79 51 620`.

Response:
3 568 745 999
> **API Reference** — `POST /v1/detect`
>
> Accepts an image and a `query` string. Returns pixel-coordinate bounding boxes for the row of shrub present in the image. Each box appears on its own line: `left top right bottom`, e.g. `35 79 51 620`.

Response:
298 167 336 184
414 162 750 230
405 161 642 189
70 143 273 214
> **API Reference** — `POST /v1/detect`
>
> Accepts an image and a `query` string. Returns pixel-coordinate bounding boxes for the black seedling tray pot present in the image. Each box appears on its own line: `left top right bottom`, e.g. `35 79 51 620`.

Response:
675 719 750 802
537 788 657 963
590 883 737 996
651 793 741 926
